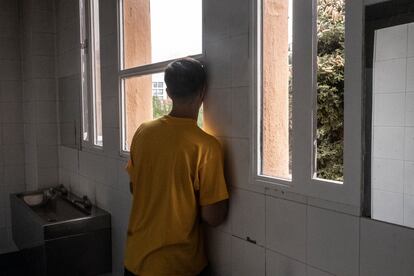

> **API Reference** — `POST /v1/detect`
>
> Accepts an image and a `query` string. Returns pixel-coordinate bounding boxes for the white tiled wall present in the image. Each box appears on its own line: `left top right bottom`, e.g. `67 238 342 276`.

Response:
0 0 23 254
372 23 414 228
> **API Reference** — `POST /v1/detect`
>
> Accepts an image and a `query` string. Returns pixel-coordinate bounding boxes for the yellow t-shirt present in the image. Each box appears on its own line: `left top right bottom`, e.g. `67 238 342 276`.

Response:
124 115 229 276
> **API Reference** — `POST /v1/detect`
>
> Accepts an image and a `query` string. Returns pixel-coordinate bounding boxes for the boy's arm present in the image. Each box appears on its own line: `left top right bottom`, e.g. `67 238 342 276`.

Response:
198 140 229 227
201 199 228 227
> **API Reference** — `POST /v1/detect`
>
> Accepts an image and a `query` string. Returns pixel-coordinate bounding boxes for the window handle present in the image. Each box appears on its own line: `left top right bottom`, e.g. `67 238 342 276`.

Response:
81 39 88 50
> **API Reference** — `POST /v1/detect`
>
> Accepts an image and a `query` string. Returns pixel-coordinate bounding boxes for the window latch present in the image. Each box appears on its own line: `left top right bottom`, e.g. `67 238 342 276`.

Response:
80 39 88 50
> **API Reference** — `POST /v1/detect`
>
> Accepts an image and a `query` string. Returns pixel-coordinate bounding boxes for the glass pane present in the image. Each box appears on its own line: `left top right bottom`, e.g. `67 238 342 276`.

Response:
371 23 412 227
315 0 345 182
122 0 202 69
260 0 293 180
79 0 89 141
122 73 204 151
90 0 103 146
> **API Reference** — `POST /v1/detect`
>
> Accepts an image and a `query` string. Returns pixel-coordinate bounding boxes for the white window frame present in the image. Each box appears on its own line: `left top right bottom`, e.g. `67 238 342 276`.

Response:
252 0 363 208
80 0 103 150
117 0 204 154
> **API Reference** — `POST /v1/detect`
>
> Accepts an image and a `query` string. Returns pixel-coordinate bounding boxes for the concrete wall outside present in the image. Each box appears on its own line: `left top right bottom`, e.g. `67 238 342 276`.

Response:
123 0 152 150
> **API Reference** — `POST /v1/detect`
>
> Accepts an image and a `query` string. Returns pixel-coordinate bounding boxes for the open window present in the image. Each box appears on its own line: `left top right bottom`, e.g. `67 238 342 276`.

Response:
365 0 414 227
255 0 361 208
80 0 103 148
119 0 203 152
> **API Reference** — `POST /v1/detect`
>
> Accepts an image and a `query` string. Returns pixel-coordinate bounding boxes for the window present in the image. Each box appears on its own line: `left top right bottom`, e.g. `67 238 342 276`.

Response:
259 0 293 180
255 0 360 207
119 0 203 152
314 0 345 182
79 0 103 147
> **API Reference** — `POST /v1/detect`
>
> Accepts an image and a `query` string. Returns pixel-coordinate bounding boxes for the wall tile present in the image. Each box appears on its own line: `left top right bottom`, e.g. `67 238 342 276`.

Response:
375 24 408 61
31 10 55 33
32 79 57 102
57 22 78 55
0 81 22 103
205 39 232 89
205 227 232 276
231 236 265 276
0 14 19 38
306 266 334 276
307 207 359 276
2 124 24 145
231 35 250 87
2 146 25 166
407 58 414 92
360 218 414 276
372 158 404 193
0 102 23 124
0 38 20 60
30 56 55 79
405 127 414 161
408 23 414 58
266 196 307 262
404 161 414 195
373 59 406 93
58 49 81 77
36 124 58 145
37 167 59 188
37 101 58 123
231 86 251 139
229 0 250 36
37 145 58 168
372 189 403 225
0 60 21 81
372 126 404 159
31 33 55 56
3 166 24 187
266 250 306 276
405 93 414 126
204 88 232 137
373 93 405 126
204 0 230 43
404 194 414 228
230 188 265 246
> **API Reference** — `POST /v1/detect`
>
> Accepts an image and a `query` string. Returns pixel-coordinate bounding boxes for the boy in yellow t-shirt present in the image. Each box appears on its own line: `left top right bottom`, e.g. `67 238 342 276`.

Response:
124 57 229 276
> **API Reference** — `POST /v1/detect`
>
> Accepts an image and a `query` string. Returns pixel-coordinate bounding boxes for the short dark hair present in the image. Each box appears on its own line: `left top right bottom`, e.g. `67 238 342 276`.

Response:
164 57 206 100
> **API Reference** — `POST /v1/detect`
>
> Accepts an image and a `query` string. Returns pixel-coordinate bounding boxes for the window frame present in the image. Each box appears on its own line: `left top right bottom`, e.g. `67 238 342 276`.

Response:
117 0 204 155
79 0 103 150
252 0 363 209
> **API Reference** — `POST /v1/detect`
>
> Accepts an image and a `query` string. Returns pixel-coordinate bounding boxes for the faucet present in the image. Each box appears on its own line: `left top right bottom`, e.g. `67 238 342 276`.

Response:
74 196 92 210
56 184 68 196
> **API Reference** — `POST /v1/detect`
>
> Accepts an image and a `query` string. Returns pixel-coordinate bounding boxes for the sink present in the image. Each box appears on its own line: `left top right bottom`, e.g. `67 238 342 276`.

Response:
10 186 112 276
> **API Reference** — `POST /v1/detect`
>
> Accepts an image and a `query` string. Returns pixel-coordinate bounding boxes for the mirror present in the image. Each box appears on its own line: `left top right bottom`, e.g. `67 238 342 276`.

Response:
365 0 414 228
58 75 81 149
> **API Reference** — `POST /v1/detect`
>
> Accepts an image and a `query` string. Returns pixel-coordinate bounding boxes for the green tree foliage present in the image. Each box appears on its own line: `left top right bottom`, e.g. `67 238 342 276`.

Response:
316 0 345 181
152 96 204 128
152 97 172 119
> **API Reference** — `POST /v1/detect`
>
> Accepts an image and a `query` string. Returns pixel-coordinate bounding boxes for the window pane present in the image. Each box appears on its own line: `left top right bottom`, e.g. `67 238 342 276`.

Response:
122 73 204 151
79 0 89 141
371 24 411 227
260 0 293 180
122 0 202 69
314 0 345 182
90 0 103 146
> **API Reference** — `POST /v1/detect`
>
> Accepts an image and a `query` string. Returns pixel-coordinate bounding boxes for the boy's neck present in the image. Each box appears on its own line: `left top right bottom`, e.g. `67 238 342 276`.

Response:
169 105 199 121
